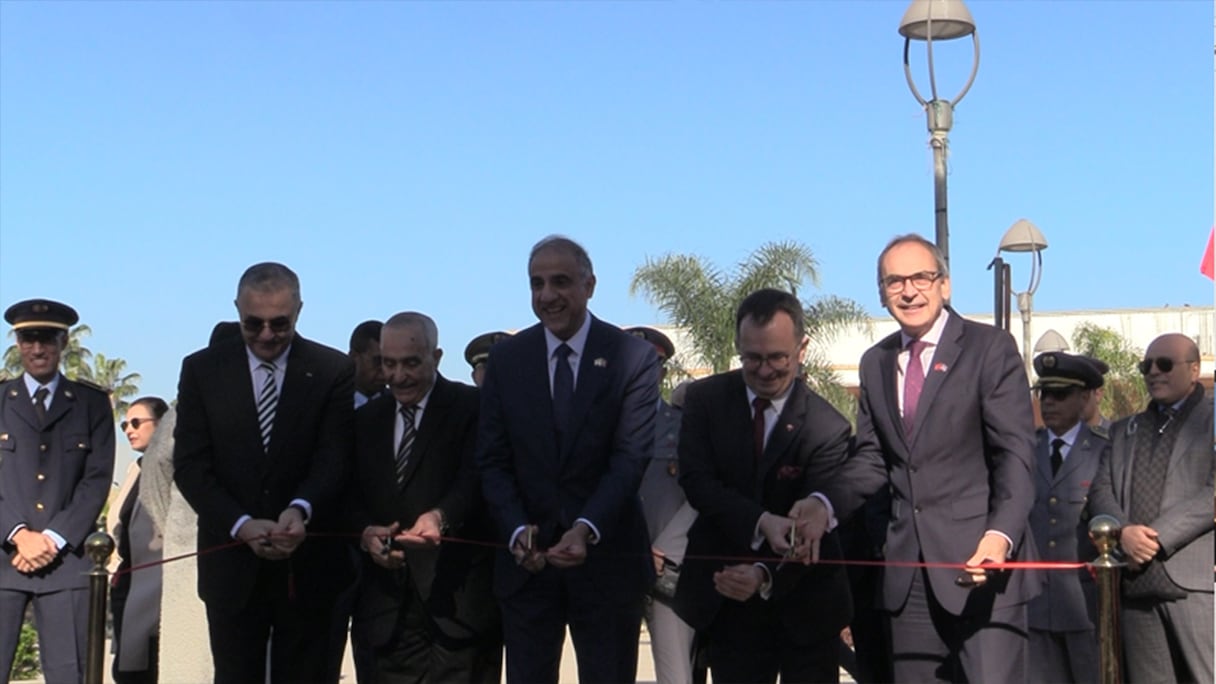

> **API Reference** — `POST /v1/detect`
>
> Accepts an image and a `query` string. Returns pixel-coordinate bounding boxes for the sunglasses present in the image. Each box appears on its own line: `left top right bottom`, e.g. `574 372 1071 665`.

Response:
16 329 62 345
121 417 157 431
242 316 292 335
1137 357 1195 375
1036 387 1080 401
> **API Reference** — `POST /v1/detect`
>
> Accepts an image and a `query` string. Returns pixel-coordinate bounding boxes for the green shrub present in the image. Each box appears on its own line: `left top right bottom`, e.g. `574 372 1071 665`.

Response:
10 614 40 680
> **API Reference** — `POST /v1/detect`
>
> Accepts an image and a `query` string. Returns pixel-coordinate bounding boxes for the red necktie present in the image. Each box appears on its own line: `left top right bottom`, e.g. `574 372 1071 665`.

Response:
752 397 771 462
902 340 927 434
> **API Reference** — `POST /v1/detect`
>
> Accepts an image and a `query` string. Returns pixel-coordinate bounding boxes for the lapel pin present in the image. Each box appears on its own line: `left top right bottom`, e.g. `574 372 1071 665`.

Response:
785 424 794 432
64 390 73 399
933 362 948 372
305 372 314 378
594 358 607 368
7 389 16 398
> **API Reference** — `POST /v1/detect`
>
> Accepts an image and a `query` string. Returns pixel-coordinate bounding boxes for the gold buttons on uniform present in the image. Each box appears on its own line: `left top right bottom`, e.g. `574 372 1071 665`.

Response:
36 473 45 481
34 503 44 511
1048 540 1056 548
1048 496 1058 505
39 444 48 452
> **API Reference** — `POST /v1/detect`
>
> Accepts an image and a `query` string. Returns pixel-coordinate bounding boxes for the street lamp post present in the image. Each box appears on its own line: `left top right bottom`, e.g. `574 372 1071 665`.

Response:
996 218 1049 379
900 0 981 268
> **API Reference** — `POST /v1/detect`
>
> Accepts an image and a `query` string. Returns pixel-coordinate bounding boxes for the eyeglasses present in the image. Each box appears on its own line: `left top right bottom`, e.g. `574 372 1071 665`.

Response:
881 271 942 294
16 329 62 345
1137 357 1195 375
121 417 157 431
242 316 293 335
739 352 793 371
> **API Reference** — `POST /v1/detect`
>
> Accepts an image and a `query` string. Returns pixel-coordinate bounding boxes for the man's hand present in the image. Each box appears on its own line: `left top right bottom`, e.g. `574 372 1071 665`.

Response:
757 511 796 557
270 507 307 556
963 532 1011 586
362 523 406 569
512 524 546 574
12 529 57 571
788 496 830 563
1120 524 1161 566
547 522 591 569
713 563 764 602
236 518 289 560
399 510 444 547
652 547 667 575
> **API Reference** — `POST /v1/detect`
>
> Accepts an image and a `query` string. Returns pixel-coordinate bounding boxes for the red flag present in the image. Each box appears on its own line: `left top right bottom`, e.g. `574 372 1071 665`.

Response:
1203 227 1215 280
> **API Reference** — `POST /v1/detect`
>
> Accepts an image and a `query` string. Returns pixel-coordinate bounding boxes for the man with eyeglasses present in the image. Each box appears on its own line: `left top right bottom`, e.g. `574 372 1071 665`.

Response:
1026 352 1108 684
0 298 115 683
809 234 1039 683
1089 333 1213 684
673 289 853 682
174 262 356 683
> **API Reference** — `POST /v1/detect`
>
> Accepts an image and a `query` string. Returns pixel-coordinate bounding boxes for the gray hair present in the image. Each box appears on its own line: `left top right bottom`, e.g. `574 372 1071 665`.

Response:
384 312 439 352
529 235 594 279
237 262 301 302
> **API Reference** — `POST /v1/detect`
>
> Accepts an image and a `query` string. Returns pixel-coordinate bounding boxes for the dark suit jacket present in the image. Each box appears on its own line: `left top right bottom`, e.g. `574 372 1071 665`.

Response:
673 372 853 644
349 375 497 644
476 316 659 599
0 375 115 592
173 334 354 610
1027 425 1106 632
826 312 1040 616
1088 386 1214 593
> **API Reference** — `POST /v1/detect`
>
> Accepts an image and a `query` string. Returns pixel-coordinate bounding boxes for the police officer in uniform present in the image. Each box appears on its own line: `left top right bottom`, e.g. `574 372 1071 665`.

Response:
627 325 703 684
1027 352 1108 684
0 299 115 683
463 331 512 388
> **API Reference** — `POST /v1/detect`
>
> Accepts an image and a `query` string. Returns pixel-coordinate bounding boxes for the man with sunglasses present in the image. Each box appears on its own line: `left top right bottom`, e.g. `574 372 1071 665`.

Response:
1089 333 1213 684
174 263 355 684
1026 352 1107 684
0 298 115 683
810 234 1039 683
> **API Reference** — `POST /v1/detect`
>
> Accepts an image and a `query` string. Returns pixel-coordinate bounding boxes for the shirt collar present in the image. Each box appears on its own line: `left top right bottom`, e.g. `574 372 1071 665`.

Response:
544 312 592 360
900 308 950 350
23 372 60 398
1047 420 1083 447
246 344 291 374
745 378 796 415
397 375 437 413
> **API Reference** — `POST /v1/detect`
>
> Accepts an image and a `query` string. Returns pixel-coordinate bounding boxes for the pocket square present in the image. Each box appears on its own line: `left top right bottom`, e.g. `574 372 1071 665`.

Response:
776 465 803 480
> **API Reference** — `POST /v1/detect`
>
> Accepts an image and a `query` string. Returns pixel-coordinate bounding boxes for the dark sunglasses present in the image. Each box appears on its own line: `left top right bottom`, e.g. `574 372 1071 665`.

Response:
1137 357 1194 375
121 417 158 431
242 316 292 335
16 329 62 345
1036 387 1079 401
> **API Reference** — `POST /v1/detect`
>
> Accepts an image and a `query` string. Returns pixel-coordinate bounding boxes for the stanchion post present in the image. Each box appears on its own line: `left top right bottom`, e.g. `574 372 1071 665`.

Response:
84 529 115 684
1088 514 1124 684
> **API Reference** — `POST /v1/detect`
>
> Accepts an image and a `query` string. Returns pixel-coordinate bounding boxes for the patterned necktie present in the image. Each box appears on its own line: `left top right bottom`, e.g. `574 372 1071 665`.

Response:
395 404 417 487
256 362 278 452
902 340 928 434
552 344 574 433
32 387 49 426
752 397 771 462
1050 438 1065 476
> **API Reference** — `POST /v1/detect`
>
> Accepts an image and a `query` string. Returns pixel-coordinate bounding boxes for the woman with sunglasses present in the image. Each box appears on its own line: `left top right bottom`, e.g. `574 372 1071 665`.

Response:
111 396 170 684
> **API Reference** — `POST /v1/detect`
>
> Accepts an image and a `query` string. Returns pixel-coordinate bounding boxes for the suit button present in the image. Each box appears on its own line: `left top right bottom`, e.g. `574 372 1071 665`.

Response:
1048 540 1056 548
35 502 44 511
36 473 45 481
909 465 918 474
913 506 922 514
1048 496 1058 505
1049 518 1057 525
39 444 48 452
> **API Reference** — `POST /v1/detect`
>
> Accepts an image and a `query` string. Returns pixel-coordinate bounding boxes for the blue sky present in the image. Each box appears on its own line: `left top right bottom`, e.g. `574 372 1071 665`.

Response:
2 0 1212 407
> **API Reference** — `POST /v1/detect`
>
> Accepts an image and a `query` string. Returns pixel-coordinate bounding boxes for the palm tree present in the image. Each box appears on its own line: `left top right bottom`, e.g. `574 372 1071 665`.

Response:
1 324 94 381
86 353 142 419
630 240 870 420
1070 322 1148 421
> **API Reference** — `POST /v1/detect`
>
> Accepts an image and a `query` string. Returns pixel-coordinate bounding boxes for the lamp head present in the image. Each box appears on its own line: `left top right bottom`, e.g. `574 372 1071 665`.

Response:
998 219 1049 254
899 0 977 40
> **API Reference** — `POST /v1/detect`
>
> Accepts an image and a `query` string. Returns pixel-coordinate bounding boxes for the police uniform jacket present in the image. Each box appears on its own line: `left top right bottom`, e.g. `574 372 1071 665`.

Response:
0 375 115 592
1027 424 1108 632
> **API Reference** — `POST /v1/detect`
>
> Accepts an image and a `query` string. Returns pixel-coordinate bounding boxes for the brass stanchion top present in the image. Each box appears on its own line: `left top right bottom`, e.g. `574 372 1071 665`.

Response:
1088 514 1125 569
84 530 115 571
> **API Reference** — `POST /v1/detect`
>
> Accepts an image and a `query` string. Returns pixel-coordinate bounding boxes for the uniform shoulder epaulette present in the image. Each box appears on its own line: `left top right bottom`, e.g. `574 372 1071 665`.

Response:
70 377 109 395
1089 423 1109 440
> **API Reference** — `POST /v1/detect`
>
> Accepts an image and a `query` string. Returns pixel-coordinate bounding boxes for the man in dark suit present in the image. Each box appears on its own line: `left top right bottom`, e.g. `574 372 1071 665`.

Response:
809 234 1039 683
673 289 853 683
1027 352 1108 683
350 320 386 409
349 312 500 683
476 235 659 684
1088 333 1213 684
0 299 115 684
174 262 355 684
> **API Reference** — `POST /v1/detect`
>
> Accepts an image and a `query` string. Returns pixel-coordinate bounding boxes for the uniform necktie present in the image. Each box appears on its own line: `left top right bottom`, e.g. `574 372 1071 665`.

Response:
256 362 277 452
395 404 417 487
32 387 49 426
752 397 771 462
552 344 574 433
902 340 928 434
1050 438 1065 476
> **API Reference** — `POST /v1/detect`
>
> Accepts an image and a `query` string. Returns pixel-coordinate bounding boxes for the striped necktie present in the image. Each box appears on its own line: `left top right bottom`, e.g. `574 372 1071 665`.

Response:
395 404 417 488
256 362 278 452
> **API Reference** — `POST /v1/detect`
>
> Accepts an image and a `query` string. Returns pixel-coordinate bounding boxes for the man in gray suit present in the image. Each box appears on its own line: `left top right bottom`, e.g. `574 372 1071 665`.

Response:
628 326 699 684
1027 352 1108 683
1089 333 1213 684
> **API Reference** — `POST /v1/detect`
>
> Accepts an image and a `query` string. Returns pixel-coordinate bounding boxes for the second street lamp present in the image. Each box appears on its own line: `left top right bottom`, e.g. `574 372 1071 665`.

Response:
997 218 1049 380
900 0 980 268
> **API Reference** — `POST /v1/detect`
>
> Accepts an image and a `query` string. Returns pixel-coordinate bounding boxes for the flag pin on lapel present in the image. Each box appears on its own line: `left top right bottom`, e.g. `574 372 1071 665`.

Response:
594 358 607 368
933 362 948 372
785 424 794 431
